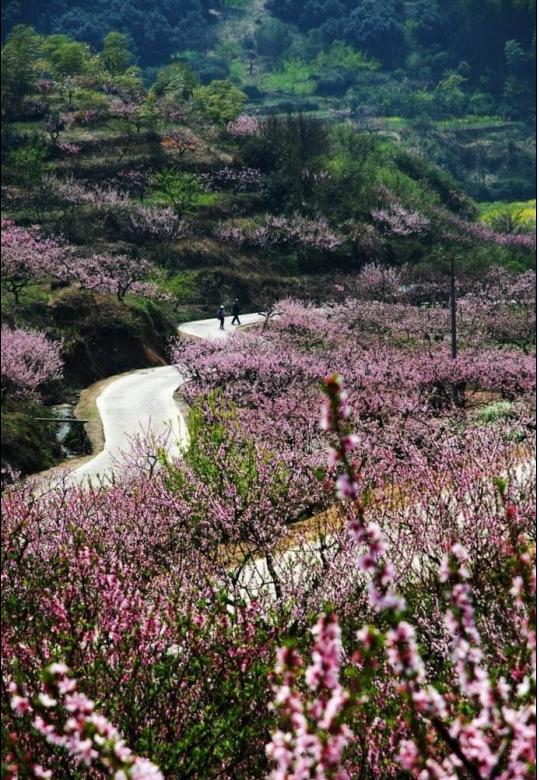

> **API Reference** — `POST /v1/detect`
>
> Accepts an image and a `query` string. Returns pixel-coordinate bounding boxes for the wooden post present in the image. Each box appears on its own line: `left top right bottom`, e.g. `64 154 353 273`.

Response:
450 256 457 360
449 256 461 405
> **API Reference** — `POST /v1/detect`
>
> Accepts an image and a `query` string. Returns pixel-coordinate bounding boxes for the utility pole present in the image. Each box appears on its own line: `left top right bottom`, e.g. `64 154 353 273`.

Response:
449 256 461 405
450 255 458 360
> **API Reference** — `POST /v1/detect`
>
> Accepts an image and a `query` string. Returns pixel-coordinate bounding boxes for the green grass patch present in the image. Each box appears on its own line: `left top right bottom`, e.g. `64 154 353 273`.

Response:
144 191 219 209
474 401 516 424
478 199 536 226
261 60 318 96
434 115 506 128
1 399 63 475
229 59 247 82
384 116 406 129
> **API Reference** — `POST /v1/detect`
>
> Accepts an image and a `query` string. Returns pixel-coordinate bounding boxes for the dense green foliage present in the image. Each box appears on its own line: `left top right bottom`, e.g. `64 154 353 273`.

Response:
1 0 214 65
1 398 62 475
2 1 535 122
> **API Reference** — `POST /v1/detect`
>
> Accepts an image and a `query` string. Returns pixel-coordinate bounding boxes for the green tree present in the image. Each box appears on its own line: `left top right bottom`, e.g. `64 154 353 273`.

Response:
167 271 199 311
152 62 199 100
9 144 53 218
254 18 291 56
101 31 134 75
10 144 50 189
435 71 468 116
40 34 92 78
504 39 528 78
502 76 535 120
139 92 160 128
1 25 41 118
501 39 534 120
153 168 207 217
193 80 246 125
468 91 496 115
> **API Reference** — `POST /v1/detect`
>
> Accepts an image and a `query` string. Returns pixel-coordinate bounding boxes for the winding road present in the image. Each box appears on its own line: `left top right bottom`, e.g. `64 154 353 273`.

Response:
67 313 264 486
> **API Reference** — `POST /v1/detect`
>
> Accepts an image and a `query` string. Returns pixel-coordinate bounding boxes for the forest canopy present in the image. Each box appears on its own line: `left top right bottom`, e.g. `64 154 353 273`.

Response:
1 0 215 65
1 1 536 123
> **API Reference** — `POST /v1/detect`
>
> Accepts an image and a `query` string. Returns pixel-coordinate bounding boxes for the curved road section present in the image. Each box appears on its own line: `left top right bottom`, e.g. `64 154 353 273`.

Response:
178 312 264 339
67 313 264 486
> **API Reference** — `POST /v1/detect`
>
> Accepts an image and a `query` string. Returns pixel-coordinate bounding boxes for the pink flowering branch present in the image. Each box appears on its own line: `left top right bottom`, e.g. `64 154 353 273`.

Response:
323 375 535 778
371 192 430 237
267 614 352 780
268 374 536 780
8 663 163 778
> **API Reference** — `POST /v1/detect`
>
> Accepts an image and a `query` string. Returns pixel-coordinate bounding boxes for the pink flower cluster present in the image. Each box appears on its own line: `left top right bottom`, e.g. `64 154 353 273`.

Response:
127 205 191 242
1 325 63 399
36 79 54 95
9 663 162 778
226 114 262 137
267 615 352 780
371 194 430 237
267 376 536 780
47 175 130 209
109 98 141 119
214 213 343 251
265 214 344 251
450 215 536 252
356 262 403 301
57 142 82 156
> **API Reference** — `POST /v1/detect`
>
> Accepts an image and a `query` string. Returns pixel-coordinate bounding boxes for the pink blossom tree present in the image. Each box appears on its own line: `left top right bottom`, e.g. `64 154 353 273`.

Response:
59 253 160 301
356 262 403 302
213 213 343 251
371 189 430 237
1 326 63 399
226 114 262 137
126 205 191 243
1 220 67 304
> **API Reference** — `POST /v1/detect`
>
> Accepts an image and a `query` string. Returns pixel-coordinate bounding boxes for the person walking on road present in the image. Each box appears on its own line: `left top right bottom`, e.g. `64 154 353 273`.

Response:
231 298 241 326
217 305 226 331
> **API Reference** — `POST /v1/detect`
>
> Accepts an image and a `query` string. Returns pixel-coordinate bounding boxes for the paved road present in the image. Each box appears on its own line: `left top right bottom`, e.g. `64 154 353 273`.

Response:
68 365 188 486
65 314 263 486
178 312 264 340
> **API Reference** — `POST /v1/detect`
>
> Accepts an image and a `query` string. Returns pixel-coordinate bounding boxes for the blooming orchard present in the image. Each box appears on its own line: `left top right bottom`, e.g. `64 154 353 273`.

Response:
1 218 164 309
1 290 535 777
